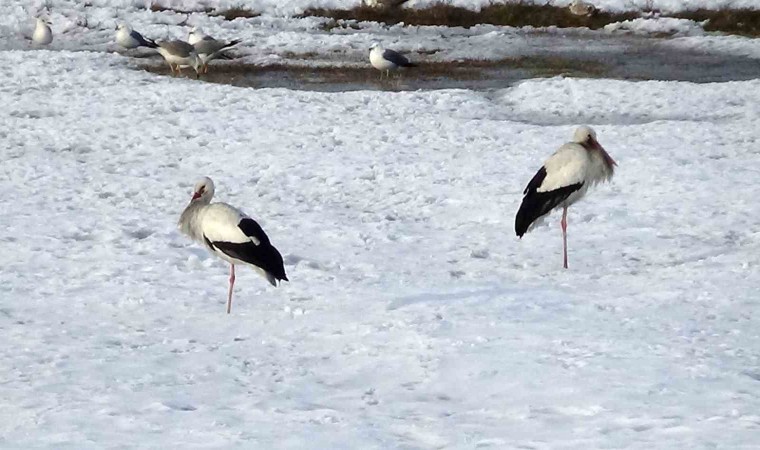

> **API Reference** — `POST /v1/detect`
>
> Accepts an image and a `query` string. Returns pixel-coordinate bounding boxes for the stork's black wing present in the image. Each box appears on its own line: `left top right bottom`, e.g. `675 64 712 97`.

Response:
204 218 288 285
515 166 583 237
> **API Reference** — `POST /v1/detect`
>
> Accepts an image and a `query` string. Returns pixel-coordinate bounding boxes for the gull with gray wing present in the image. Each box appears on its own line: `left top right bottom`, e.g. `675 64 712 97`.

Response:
155 40 201 77
188 28 241 74
369 42 416 79
115 23 157 49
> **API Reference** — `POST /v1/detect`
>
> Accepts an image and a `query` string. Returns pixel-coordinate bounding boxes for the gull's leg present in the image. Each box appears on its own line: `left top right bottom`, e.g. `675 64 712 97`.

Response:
227 264 236 314
561 206 569 269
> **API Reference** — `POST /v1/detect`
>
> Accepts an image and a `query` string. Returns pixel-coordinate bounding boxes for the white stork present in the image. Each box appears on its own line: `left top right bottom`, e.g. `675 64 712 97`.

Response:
178 177 288 314
369 43 416 79
515 126 616 269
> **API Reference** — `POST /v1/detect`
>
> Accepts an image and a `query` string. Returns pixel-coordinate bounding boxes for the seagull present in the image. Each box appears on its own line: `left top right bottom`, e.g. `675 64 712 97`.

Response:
32 17 53 45
515 126 616 269
178 177 288 314
369 42 416 79
188 28 241 74
155 40 201 77
187 27 206 45
115 23 158 49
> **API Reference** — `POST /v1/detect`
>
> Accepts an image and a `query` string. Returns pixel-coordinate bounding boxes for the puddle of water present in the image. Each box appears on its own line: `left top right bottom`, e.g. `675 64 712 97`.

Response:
137 33 760 92
140 62 541 92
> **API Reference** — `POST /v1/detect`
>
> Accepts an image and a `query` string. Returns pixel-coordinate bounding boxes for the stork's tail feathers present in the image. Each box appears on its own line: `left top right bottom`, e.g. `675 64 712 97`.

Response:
266 271 289 287
515 199 536 238
264 247 288 286
402 61 416 68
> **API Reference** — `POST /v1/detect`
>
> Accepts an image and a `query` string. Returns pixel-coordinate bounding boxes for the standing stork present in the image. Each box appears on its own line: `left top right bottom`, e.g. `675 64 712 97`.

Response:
515 126 616 269
178 177 288 314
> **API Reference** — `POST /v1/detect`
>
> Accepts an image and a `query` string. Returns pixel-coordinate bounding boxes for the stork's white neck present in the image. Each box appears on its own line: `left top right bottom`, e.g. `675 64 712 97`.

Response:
178 200 209 243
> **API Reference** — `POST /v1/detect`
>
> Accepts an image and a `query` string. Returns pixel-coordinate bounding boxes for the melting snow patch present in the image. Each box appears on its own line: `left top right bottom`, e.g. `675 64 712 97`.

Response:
605 17 707 36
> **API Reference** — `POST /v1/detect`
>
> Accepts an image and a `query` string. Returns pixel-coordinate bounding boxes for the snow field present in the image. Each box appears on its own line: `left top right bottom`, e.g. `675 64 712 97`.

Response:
1 49 760 447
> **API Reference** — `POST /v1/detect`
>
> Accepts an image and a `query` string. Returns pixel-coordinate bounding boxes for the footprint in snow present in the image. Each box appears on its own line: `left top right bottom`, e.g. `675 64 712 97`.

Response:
470 249 489 259
63 230 94 242
162 401 197 412
362 388 379 406
284 254 331 271
124 228 154 240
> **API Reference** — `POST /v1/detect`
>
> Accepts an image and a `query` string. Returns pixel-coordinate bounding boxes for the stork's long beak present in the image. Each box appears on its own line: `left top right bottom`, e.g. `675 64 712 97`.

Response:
191 191 201 200
593 138 617 167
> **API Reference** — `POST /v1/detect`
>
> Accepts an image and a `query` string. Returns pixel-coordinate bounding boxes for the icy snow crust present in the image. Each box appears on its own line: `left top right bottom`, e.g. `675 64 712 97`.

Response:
2 48 760 447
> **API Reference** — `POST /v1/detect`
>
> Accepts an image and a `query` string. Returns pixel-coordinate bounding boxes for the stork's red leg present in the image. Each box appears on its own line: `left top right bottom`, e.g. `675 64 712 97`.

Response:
227 264 236 314
561 206 568 269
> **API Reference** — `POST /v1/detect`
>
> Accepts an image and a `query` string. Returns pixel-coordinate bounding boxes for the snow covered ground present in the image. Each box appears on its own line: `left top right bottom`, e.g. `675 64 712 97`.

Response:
2 41 760 448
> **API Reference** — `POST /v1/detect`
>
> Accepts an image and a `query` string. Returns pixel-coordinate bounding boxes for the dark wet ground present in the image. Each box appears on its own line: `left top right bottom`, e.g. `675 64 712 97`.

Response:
137 33 760 91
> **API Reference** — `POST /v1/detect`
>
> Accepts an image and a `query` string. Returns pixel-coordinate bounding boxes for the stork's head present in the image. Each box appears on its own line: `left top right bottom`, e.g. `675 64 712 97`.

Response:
572 125 597 144
574 125 617 168
369 41 382 52
191 176 215 203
